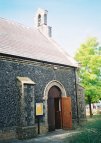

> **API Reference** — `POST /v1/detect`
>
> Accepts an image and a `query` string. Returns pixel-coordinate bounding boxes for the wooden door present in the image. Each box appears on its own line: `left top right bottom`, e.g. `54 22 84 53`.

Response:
55 98 61 129
48 86 61 131
61 96 72 129
48 98 55 131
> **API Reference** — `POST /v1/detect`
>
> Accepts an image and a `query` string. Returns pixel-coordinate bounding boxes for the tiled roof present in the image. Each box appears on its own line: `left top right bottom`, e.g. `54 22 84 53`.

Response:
0 18 78 67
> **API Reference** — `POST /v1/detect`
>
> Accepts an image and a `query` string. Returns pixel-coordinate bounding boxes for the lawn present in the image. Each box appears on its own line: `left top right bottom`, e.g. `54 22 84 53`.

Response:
64 115 101 143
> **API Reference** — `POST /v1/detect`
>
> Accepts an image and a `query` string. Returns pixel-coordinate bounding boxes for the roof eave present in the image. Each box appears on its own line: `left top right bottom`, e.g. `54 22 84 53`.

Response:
0 53 78 68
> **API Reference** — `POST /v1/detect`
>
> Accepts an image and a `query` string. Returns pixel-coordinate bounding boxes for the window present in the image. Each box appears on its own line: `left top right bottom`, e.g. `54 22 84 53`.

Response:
44 14 47 25
38 14 41 26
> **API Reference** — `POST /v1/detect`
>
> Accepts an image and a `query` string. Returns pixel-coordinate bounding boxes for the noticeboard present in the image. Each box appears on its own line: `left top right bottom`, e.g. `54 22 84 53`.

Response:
36 103 43 116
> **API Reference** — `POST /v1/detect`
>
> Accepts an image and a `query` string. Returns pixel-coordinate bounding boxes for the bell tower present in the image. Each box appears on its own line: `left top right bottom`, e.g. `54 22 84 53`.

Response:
35 8 52 37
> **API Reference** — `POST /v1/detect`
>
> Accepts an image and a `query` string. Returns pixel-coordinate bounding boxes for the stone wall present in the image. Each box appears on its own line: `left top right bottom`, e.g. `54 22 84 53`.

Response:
0 127 16 140
77 84 86 122
16 126 37 139
0 54 78 139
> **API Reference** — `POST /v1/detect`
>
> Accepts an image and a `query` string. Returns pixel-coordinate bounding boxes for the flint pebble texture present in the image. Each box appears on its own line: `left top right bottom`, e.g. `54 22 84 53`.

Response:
0 55 78 136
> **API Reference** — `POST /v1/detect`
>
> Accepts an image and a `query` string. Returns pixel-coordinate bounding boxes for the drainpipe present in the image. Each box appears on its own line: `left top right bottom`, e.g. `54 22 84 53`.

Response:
74 67 79 124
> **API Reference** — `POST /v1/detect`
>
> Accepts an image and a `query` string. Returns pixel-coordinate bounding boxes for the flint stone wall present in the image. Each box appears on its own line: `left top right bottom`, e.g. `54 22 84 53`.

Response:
0 55 78 139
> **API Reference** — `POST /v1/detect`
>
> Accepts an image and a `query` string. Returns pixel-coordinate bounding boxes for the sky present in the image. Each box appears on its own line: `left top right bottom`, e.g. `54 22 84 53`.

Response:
0 0 101 57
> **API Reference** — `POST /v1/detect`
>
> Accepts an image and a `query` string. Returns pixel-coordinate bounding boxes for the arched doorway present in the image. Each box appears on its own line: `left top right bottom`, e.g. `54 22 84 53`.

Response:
48 86 62 131
43 80 72 131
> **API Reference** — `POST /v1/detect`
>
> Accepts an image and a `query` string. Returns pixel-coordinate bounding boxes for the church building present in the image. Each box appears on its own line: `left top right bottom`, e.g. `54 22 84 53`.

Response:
0 8 86 140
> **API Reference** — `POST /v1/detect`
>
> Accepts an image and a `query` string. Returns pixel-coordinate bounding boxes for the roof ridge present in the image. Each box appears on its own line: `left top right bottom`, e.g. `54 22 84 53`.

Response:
39 30 71 57
52 39 78 67
0 17 35 31
43 35 78 67
0 17 78 67
38 30 78 67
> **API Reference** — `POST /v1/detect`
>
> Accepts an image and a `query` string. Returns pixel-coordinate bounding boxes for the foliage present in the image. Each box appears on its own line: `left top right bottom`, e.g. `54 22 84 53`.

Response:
64 115 101 143
75 37 101 103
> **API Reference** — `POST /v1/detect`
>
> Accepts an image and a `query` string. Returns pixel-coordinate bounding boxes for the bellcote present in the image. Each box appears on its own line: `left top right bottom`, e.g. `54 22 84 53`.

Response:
36 8 48 26
34 8 52 37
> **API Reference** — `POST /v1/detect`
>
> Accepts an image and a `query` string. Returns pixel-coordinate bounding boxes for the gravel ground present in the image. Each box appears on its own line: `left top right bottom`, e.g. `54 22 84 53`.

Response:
0 129 80 143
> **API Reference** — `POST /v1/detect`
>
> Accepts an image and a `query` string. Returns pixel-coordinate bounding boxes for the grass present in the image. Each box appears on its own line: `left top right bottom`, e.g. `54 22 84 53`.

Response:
64 115 101 143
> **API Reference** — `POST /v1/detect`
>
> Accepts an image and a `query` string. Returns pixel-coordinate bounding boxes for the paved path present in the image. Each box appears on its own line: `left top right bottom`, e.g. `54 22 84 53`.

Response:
0 129 80 143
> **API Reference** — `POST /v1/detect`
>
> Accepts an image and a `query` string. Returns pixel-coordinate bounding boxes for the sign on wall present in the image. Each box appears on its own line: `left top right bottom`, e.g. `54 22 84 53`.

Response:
36 103 43 116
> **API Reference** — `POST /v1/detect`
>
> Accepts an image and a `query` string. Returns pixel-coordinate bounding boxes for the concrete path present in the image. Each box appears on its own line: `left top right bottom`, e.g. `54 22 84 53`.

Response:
0 129 80 143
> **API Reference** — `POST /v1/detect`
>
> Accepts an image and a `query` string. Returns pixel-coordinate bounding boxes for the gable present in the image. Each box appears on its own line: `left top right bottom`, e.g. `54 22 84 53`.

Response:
0 18 78 67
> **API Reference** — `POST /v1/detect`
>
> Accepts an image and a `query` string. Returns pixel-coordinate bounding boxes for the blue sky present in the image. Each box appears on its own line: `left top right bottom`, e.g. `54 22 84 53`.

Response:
0 0 101 56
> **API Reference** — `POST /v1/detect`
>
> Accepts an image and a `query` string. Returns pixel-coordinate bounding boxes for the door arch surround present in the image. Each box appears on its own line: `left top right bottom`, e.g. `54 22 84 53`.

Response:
43 80 67 127
43 80 66 100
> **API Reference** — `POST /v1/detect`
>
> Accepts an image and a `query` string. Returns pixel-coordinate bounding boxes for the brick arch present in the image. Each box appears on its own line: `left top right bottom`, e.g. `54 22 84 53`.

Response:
43 80 67 125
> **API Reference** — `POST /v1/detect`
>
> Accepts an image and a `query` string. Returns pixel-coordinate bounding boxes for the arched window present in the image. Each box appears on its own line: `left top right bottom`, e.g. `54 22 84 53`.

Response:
44 14 47 25
38 14 41 26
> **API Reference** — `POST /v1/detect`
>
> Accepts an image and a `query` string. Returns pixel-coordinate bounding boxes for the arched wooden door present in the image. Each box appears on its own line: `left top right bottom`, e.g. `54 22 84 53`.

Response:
48 86 61 131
